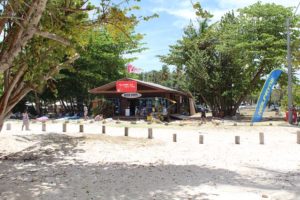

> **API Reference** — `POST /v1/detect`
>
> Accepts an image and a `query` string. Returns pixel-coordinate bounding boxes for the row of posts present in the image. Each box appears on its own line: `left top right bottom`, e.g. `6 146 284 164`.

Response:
5 122 300 144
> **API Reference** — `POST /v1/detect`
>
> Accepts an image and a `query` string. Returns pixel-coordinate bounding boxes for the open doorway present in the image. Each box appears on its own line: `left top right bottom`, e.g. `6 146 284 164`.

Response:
129 99 138 116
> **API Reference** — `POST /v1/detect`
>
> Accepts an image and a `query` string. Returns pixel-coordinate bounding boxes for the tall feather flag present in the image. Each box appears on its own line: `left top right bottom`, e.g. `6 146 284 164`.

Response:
127 64 142 74
251 69 283 123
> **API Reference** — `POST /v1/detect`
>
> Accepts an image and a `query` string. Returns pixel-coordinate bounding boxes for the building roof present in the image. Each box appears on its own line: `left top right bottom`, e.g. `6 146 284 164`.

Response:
89 78 191 97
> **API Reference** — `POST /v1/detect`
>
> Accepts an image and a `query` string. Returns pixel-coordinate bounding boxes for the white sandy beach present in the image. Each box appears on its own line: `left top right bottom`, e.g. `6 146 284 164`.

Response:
0 119 299 200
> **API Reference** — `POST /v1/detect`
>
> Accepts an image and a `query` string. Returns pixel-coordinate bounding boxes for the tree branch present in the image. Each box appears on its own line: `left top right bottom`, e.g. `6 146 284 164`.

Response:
44 53 80 81
0 0 49 72
35 30 71 46
0 64 28 113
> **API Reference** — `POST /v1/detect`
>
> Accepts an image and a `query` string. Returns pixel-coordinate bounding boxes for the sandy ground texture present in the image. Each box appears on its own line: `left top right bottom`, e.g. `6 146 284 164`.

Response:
0 119 300 200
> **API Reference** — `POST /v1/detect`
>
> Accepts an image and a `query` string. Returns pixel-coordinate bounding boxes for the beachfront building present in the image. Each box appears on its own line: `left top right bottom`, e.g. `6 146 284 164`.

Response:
89 78 195 119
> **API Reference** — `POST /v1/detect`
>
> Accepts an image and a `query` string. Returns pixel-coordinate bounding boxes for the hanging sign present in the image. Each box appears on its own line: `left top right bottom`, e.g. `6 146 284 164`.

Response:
121 93 142 99
116 81 137 92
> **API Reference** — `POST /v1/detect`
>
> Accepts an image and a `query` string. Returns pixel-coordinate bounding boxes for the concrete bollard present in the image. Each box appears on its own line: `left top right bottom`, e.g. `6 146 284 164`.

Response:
125 127 129 136
199 135 204 144
42 122 46 132
259 132 264 145
63 123 67 132
148 128 153 139
234 123 237 126
235 136 240 144
297 131 300 144
79 124 84 133
102 125 106 134
6 123 11 130
173 134 177 142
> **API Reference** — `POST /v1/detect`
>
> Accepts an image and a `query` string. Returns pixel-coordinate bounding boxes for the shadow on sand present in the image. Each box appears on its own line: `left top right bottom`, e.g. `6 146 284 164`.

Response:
0 134 299 200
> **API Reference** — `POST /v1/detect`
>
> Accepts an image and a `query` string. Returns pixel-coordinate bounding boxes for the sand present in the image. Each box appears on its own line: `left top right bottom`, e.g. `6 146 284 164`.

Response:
0 119 299 200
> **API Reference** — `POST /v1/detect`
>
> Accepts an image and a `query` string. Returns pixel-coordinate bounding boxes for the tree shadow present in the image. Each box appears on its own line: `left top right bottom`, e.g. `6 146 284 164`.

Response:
245 166 300 197
0 133 85 162
0 134 299 200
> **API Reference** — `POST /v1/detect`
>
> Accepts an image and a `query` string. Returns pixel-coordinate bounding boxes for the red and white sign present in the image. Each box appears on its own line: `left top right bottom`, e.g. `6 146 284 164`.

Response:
116 81 137 93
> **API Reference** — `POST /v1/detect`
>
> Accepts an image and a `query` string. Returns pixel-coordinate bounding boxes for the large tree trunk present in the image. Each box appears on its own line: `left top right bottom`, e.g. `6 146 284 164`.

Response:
0 0 48 131
0 0 49 72
0 64 32 131
232 65 266 115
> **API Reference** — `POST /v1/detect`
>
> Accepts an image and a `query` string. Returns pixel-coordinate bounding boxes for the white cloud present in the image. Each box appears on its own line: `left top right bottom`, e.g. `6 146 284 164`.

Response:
154 7 197 20
218 0 296 10
133 0 300 71
152 0 299 26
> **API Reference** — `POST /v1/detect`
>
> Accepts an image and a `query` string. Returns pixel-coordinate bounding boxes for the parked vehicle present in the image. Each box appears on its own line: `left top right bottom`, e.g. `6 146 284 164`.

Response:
269 104 279 111
196 105 209 113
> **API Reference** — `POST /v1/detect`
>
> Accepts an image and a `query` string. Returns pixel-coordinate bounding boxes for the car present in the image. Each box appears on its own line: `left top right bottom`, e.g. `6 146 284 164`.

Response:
270 104 279 111
9 112 22 119
196 105 209 113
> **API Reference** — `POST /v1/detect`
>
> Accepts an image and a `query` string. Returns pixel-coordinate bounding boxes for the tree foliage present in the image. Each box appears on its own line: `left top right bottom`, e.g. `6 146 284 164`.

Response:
0 0 146 129
160 2 300 116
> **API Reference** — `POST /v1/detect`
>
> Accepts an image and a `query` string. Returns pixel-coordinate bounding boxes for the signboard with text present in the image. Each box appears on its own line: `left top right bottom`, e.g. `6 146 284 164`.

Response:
121 93 142 99
116 81 137 93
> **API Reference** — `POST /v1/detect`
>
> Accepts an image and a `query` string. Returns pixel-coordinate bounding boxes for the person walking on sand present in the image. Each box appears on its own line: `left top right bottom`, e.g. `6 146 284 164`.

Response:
22 110 30 131
84 105 88 121
201 107 206 123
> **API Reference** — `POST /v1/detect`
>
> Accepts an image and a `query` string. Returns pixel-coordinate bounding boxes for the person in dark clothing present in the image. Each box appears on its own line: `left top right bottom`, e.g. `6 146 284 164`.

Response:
201 108 206 123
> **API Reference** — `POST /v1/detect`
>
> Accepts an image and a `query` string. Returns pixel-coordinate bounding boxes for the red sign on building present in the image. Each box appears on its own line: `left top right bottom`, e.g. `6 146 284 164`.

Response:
116 81 137 93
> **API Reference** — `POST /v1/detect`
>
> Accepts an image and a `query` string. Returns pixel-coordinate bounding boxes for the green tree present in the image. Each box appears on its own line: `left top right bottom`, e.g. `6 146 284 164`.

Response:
53 27 143 113
161 2 300 116
0 0 145 130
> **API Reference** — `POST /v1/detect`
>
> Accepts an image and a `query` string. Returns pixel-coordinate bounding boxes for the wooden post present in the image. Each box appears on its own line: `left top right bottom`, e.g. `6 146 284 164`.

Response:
79 124 84 133
42 122 46 132
199 135 204 144
259 132 264 145
297 131 300 144
173 134 177 142
125 127 129 136
148 128 153 139
102 125 105 134
6 123 11 130
235 136 240 144
63 123 67 132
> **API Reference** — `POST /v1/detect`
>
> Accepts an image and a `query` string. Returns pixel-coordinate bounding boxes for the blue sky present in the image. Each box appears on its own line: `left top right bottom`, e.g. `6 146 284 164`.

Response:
128 0 298 73
91 0 299 77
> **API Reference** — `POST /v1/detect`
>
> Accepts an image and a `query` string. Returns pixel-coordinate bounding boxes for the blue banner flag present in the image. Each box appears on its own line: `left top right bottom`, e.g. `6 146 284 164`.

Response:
252 69 283 123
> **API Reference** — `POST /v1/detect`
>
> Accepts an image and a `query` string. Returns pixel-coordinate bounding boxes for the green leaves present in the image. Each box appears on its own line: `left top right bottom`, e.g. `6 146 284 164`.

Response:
193 2 213 19
161 2 300 116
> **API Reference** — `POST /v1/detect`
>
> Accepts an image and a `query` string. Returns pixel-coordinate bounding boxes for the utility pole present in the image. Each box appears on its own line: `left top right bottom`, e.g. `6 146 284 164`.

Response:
287 18 293 124
286 1 300 124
